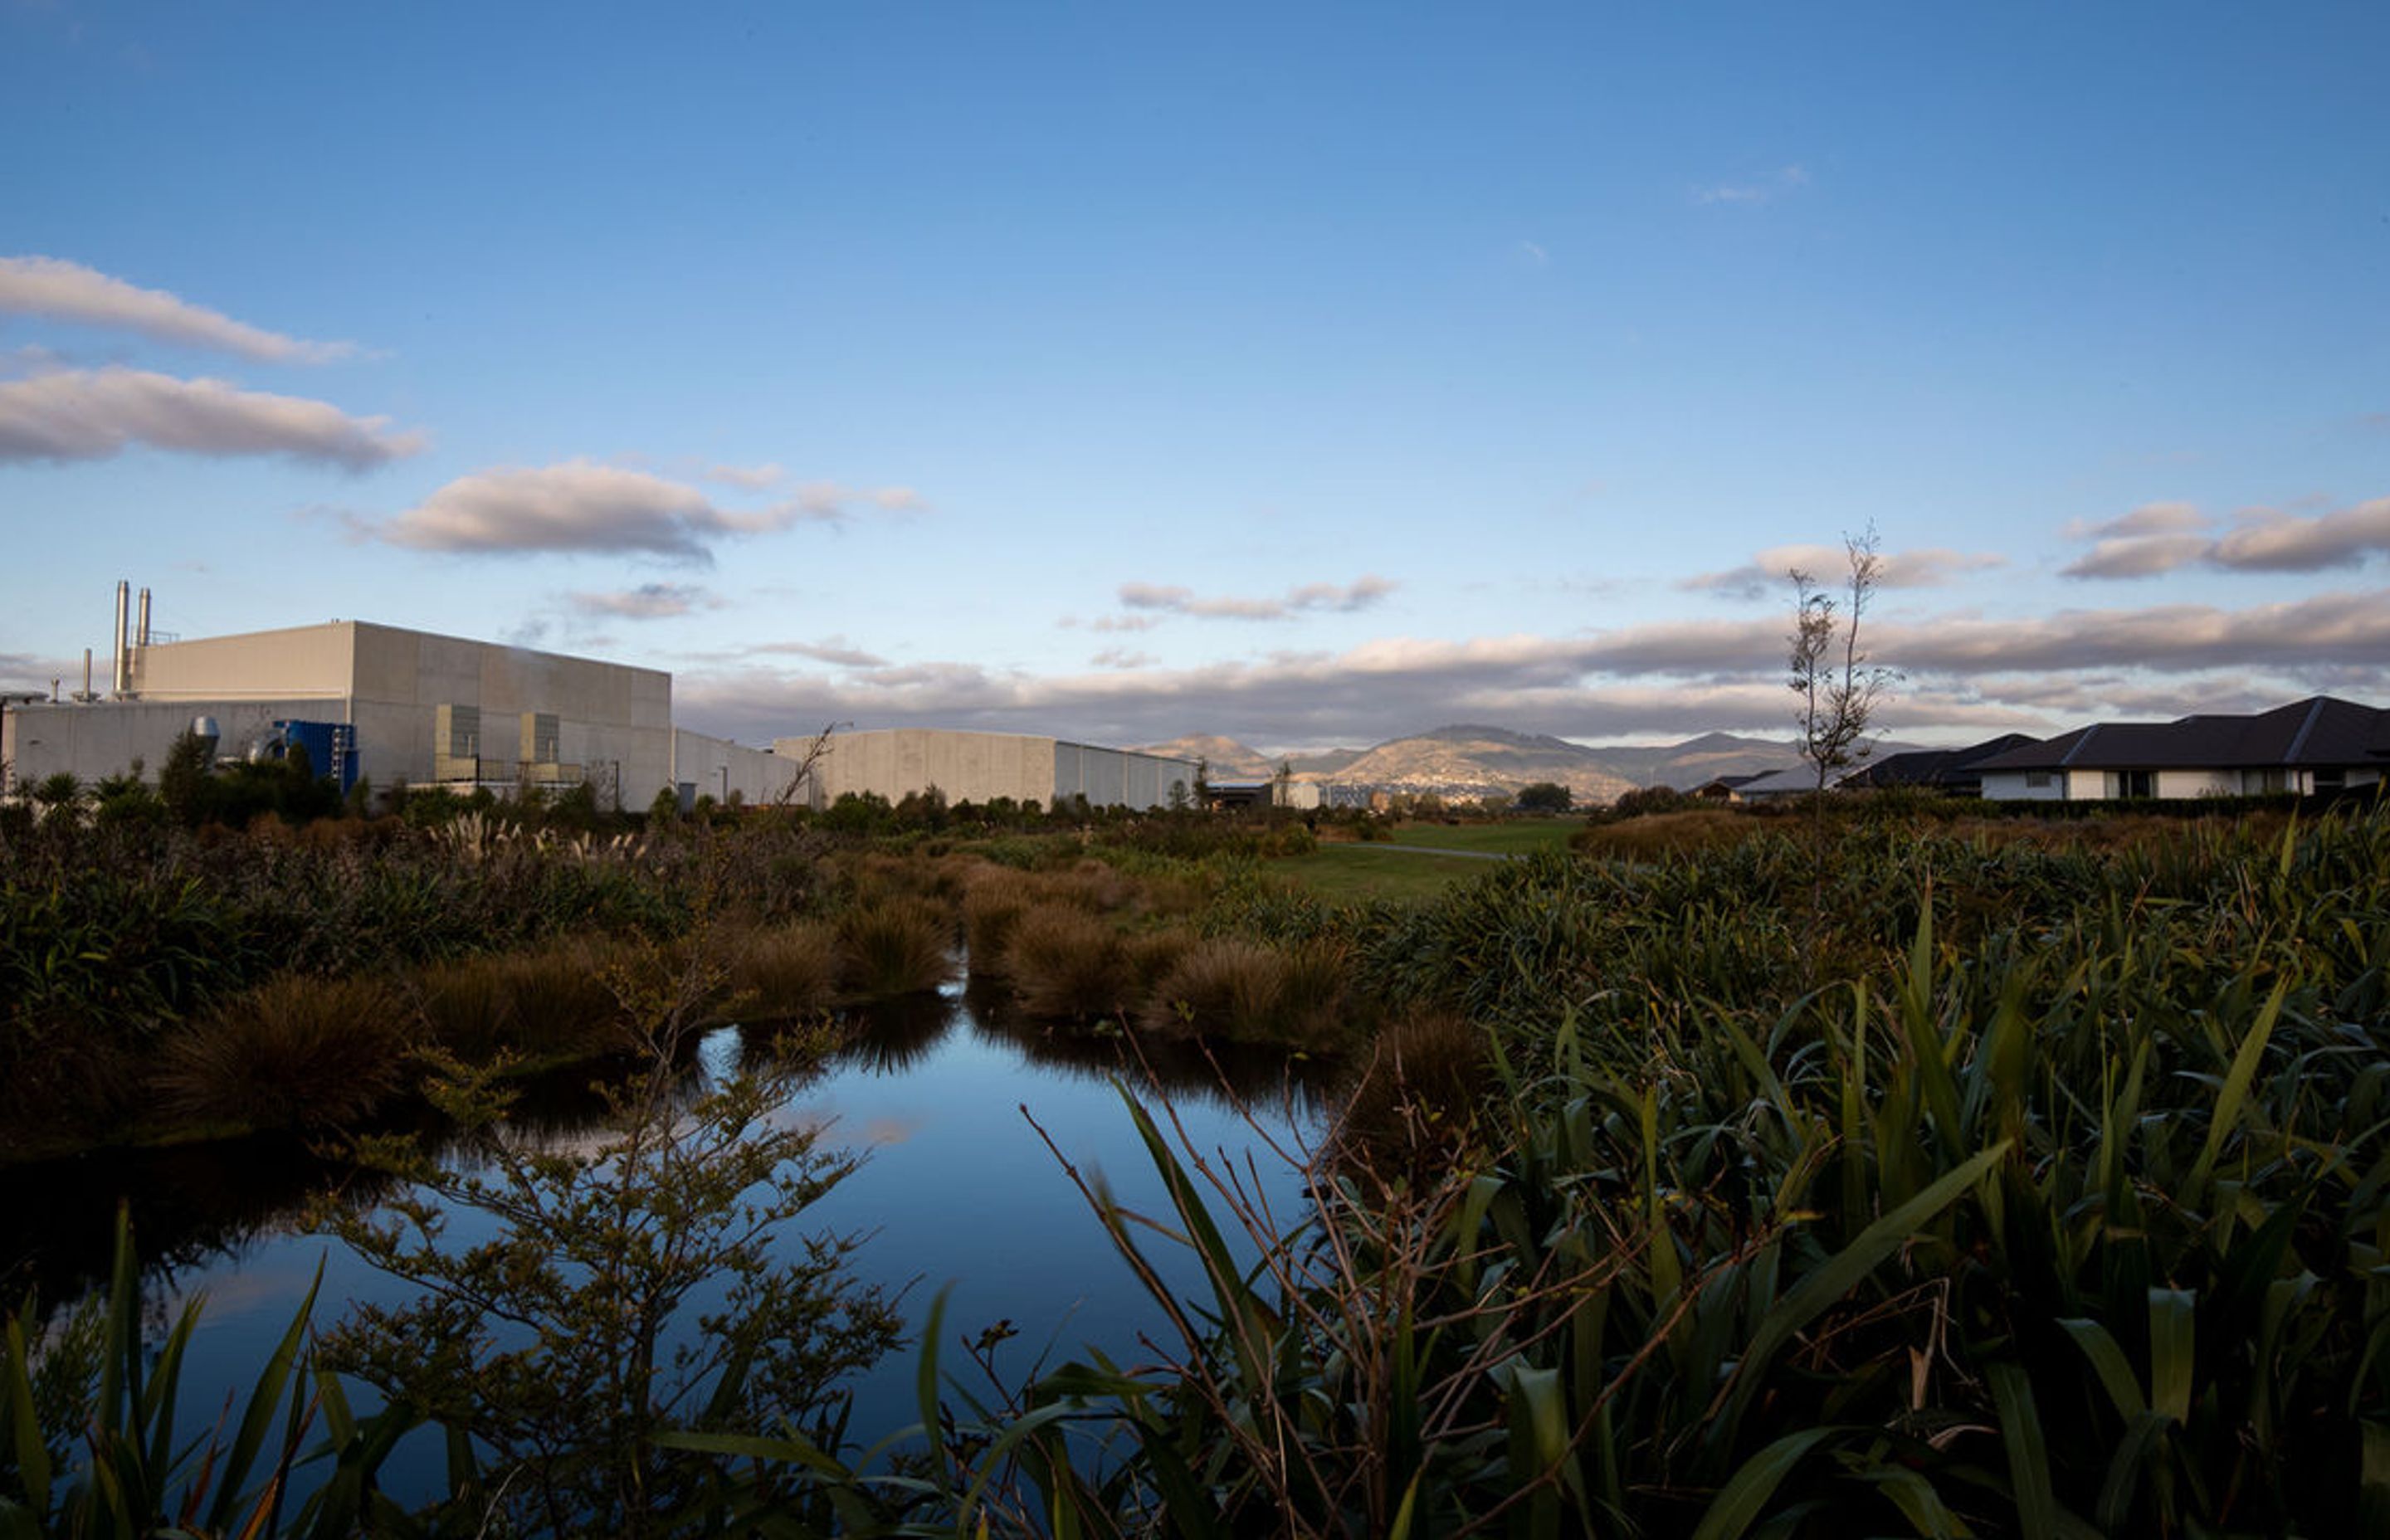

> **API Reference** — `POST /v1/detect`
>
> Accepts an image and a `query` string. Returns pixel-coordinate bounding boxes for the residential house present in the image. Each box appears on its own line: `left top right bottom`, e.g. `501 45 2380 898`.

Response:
1972 696 2390 802
1843 733 2041 797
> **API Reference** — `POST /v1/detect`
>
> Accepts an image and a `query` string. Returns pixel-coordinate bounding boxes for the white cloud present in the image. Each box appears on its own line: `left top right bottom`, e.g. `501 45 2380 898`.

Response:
0 256 354 363
667 579 2390 751
706 461 784 490
754 638 890 669
2060 534 2212 579
383 462 727 558
2209 499 2390 572
1118 573 1397 621
1693 164 1810 207
2061 496 2390 578
1680 543 2004 599
1091 646 1157 670
2065 500 2210 540
375 461 921 558
0 366 424 469
0 651 76 695
566 582 718 620
770 480 928 520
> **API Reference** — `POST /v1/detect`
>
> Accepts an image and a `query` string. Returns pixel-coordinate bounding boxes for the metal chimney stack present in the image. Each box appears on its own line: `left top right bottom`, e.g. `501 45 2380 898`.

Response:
137 587 151 649
111 580 129 696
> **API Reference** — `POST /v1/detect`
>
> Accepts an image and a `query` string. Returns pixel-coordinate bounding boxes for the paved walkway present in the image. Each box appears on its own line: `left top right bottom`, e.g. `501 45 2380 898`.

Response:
1349 842 1517 861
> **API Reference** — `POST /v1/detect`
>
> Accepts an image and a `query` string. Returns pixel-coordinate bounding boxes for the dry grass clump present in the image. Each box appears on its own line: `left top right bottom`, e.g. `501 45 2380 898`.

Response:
1005 903 1134 1021
1141 937 1353 1045
1123 927 1196 996
156 973 413 1129
729 921 839 1018
417 939 630 1061
1571 809 1753 860
511 940 641 1055
1330 1011 1493 1184
960 870 1038 977
835 898 955 1000
1046 860 1140 914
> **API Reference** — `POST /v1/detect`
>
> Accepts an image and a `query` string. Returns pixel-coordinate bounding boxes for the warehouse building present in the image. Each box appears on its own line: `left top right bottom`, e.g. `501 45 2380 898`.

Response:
778 727 1198 812
2 588 799 809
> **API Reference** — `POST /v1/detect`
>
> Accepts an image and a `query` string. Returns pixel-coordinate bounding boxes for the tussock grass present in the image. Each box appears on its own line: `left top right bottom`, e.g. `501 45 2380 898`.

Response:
1046 860 1140 914
834 899 954 1000
416 940 629 1061
729 921 838 1018
959 871 1036 977
156 974 413 1129
507 941 637 1055
1005 903 1134 1021
1329 1011 1490 1183
1122 928 1195 996
1141 936 1352 1045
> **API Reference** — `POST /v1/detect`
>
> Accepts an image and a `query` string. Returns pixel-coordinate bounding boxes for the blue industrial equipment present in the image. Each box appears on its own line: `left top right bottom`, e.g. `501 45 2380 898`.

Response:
273 719 359 794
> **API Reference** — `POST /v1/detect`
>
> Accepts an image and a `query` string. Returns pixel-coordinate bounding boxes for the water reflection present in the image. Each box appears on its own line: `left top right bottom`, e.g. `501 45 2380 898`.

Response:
3 973 1344 1352
3 969 1336 1513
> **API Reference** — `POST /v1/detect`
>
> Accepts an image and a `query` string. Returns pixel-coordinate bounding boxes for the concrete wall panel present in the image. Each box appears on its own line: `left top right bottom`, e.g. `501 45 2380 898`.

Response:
2 698 347 794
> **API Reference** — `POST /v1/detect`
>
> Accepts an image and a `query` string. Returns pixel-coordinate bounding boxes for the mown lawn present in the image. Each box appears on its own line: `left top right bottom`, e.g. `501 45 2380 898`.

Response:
1379 817 1582 855
1269 843 1508 903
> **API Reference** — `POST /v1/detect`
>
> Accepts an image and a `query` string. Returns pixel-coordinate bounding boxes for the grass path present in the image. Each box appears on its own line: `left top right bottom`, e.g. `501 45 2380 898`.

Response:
1270 820 1579 903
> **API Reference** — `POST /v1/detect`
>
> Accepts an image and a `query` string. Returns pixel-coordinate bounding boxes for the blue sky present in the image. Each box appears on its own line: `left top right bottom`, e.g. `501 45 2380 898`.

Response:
4 2 2386 750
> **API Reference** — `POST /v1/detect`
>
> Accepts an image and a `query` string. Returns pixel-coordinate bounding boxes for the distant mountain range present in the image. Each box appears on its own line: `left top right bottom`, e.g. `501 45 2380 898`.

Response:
1136 724 1861 802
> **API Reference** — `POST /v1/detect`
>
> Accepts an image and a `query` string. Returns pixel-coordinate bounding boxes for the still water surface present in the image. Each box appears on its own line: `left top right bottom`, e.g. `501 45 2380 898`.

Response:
4 974 1334 1503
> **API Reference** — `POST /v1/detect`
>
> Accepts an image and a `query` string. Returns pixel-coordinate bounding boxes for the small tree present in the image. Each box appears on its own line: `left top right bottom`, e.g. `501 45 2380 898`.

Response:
1787 527 1899 919
159 729 217 829
320 938 902 1535
1514 782 1573 814
1787 528 1896 802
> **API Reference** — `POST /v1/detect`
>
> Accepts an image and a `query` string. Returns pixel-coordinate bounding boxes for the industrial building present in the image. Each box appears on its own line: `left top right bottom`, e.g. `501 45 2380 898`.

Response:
2 585 798 809
778 727 1198 812
5 587 1204 816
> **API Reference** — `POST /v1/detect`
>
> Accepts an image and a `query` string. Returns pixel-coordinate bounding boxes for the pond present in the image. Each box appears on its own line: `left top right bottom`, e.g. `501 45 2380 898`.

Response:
0 972 1340 1507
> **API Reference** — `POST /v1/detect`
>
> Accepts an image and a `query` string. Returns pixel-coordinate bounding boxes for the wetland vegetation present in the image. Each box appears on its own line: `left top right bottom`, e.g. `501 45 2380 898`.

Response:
4 785 2388 1535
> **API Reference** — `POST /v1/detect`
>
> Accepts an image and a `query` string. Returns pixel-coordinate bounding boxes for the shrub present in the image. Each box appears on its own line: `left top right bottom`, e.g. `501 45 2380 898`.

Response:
154 973 413 1129
1569 807 1751 860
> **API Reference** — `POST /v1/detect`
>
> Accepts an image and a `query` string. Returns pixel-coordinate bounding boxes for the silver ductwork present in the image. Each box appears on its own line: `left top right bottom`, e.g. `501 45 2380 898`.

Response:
111 580 129 695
